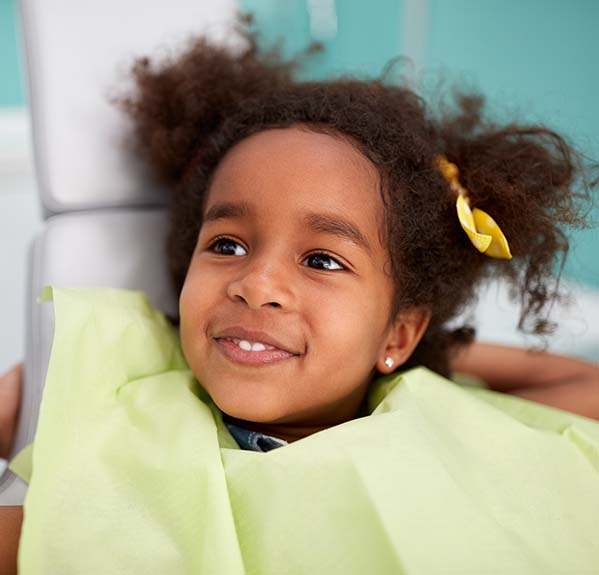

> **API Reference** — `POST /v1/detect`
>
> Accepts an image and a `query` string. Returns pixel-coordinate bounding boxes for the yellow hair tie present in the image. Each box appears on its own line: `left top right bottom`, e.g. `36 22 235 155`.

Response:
436 156 512 260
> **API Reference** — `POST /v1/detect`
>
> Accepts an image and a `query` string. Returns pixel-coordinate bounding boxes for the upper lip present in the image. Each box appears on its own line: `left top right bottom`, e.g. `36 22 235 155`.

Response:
214 327 302 355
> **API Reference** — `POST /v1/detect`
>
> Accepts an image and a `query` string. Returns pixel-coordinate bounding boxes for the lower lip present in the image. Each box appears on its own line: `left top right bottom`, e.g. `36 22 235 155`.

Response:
214 338 299 366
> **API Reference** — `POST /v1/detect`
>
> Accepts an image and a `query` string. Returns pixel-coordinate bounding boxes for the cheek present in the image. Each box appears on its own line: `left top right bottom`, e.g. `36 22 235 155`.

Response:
179 258 221 320
178 269 216 356
310 283 389 363
179 273 201 331
178 282 198 368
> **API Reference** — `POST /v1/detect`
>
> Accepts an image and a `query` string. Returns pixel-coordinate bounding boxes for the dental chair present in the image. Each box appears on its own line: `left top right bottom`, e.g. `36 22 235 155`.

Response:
0 0 239 505
2 0 599 508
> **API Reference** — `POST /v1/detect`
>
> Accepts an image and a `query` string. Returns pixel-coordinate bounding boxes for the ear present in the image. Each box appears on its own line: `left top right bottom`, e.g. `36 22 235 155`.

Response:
375 307 431 374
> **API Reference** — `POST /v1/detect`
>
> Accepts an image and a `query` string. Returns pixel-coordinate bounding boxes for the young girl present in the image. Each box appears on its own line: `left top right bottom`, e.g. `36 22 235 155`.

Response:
2 18 599 574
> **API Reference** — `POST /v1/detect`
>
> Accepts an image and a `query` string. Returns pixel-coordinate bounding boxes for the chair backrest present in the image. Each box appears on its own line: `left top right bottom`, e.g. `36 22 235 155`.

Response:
21 0 238 215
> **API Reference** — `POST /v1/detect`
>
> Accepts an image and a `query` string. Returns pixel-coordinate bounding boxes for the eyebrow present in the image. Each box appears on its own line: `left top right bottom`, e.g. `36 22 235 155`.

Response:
203 200 372 255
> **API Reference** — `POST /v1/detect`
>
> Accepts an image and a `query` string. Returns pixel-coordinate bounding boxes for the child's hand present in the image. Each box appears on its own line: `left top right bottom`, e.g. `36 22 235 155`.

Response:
0 363 22 460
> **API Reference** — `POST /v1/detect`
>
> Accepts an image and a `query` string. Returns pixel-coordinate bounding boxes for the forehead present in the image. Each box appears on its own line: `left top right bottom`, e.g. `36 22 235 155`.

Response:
205 126 385 244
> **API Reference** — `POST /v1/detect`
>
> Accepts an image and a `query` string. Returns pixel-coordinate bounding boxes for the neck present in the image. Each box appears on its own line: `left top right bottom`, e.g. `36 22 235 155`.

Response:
222 415 332 443
222 396 371 444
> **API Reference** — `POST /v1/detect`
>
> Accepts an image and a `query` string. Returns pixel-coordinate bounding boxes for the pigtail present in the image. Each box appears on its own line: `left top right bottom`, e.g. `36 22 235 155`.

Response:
434 92 595 343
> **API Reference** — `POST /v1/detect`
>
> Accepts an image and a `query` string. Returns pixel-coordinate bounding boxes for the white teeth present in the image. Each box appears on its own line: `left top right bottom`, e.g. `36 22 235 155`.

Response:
239 340 253 351
230 338 275 352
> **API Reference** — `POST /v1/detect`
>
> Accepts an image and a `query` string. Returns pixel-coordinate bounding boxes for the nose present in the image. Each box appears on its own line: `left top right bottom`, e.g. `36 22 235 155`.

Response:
226 252 293 310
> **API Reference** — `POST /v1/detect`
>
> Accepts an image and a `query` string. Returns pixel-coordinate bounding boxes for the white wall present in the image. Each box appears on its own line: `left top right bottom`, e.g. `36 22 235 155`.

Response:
0 107 43 373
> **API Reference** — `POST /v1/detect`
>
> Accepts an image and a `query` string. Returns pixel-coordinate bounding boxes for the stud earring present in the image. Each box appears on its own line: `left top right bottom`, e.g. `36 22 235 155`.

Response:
384 357 394 368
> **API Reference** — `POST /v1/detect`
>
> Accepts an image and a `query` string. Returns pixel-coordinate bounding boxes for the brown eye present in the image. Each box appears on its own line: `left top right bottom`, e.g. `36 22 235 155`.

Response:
303 253 345 271
209 237 247 256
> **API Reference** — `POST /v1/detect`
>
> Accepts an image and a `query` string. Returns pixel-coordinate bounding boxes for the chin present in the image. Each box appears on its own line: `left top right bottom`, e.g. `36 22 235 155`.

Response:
209 388 288 423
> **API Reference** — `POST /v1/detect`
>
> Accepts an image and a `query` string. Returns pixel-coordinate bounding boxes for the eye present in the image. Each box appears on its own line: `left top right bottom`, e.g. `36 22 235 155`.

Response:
303 252 345 271
208 237 247 256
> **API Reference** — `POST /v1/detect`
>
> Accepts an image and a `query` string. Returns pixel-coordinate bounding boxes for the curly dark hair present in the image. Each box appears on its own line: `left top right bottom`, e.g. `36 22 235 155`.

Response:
119 15 595 377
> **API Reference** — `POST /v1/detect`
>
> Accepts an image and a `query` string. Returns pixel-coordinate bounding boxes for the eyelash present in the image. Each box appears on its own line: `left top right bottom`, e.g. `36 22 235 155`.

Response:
207 236 346 271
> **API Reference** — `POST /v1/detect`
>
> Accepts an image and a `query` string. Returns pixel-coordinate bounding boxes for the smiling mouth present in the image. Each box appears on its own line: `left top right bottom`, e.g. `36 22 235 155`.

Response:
214 337 300 366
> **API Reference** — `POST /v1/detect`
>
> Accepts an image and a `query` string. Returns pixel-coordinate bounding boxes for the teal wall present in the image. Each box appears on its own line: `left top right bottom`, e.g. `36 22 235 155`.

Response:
0 0 24 106
2 0 598 286
240 0 404 79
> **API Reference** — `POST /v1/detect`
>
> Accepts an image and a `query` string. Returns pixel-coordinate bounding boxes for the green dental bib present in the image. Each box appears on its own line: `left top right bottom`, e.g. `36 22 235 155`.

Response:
10 287 599 574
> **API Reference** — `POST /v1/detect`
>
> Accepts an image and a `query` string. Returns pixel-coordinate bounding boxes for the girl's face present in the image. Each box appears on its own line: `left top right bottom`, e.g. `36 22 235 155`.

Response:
180 126 427 433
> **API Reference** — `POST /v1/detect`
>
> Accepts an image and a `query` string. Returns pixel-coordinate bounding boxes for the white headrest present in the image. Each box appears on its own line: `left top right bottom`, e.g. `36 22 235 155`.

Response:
20 0 239 214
